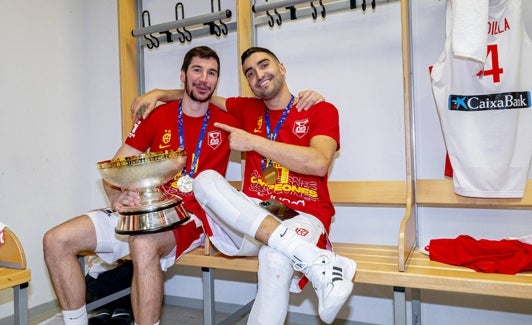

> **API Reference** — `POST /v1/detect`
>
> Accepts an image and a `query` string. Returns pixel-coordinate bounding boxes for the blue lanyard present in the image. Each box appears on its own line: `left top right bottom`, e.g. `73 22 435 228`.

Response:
178 100 210 177
261 95 294 170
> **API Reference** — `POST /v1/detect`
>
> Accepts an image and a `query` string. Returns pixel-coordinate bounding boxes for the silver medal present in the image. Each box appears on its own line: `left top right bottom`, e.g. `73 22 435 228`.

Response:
177 175 194 193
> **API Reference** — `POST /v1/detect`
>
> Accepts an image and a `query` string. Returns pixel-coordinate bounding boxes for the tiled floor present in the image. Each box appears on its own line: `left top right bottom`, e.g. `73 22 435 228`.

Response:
161 305 248 324
35 304 248 325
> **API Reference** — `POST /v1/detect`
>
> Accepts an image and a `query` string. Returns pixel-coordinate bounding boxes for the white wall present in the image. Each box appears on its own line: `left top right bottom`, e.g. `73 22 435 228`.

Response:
0 0 530 324
0 0 121 318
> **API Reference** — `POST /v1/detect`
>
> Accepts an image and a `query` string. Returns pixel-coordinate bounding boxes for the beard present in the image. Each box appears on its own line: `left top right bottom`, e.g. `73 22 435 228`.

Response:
188 89 212 103
185 79 214 103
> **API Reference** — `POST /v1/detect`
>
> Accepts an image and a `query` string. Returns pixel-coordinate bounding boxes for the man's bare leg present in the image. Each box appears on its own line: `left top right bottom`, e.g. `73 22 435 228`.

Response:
129 230 176 325
43 215 97 321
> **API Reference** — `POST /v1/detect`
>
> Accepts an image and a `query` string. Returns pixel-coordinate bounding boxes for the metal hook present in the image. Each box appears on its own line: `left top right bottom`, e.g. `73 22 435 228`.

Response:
310 2 318 20
176 29 186 43
209 0 226 36
266 10 275 28
142 10 159 49
175 3 192 43
150 34 160 48
219 19 228 35
274 9 282 26
183 27 192 41
319 0 326 18
143 35 154 49
362 0 367 12
263 0 275 28
371 0 376 10
214 23 222 36
216 0 228 35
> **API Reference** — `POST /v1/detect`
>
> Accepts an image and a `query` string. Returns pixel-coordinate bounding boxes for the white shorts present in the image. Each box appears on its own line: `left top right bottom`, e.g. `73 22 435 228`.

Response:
207 197 326 257
86 208 204 273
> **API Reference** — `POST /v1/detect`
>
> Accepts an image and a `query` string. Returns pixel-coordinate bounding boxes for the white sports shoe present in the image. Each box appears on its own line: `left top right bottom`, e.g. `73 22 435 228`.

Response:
294 251 357 324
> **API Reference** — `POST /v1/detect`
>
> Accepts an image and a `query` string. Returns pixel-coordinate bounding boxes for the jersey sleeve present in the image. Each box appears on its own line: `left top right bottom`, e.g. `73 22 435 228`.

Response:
309 102 341 151
225 96 262 127
124 102 172 151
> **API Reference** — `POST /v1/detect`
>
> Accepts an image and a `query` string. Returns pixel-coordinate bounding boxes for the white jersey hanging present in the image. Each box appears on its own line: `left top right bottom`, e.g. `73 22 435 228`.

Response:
430 0 532 198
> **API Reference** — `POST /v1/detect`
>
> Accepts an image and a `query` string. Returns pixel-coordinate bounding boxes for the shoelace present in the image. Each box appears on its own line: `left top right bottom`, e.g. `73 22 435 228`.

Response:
293 254 331 283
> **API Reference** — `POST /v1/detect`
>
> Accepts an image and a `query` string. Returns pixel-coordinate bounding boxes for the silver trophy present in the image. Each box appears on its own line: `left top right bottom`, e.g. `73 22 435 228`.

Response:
97 149 190 234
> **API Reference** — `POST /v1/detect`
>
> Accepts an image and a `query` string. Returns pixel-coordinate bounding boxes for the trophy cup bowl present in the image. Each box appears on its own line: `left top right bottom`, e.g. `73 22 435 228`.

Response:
97 149 190 234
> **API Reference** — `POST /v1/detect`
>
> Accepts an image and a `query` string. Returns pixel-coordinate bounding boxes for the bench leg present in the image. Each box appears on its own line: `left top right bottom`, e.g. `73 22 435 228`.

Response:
202 267 215 325
393 286 406 325
13 282 29 325
411 288 421 325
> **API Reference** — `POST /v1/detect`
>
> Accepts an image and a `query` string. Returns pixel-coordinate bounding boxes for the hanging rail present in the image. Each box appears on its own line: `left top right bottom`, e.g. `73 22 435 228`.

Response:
253 0 318 12
132 8 234 48
253 0 396 27
137 22 237 47
132 10 231 37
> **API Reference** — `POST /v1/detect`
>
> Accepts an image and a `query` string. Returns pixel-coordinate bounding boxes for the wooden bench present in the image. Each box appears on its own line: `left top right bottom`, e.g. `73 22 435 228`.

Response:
0 228 31 325
175 231 532 325
81 180 411 323
81 180 532 325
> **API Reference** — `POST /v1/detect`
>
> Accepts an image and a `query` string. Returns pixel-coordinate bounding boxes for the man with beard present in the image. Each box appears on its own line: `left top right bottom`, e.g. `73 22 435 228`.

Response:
43 46 321 325
131 47 356 325
43 46 235 325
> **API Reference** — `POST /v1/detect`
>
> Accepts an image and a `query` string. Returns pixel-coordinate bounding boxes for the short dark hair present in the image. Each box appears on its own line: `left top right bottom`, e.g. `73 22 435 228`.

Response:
181 46 220 75
241 47 280 65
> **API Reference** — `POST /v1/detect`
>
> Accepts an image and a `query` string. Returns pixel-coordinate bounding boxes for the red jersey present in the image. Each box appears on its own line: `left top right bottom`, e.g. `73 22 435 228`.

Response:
226 97 340 231
125 100 236 227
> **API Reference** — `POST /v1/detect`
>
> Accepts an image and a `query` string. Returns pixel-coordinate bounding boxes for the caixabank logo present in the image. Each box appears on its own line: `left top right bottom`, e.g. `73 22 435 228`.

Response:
448 91 531 111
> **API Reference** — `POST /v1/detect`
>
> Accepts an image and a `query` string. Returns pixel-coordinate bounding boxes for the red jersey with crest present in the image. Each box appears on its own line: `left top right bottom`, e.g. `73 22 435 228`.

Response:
226 97 339 232
430 0 532 197
125 100 237 228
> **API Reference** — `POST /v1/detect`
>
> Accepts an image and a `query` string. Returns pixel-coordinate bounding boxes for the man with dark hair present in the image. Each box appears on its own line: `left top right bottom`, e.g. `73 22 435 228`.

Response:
43 46 234 325
132 47 356 324
44 45 322 325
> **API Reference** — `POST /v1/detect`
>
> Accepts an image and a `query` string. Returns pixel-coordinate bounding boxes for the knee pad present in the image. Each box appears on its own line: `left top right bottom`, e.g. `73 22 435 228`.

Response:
193 170 269 236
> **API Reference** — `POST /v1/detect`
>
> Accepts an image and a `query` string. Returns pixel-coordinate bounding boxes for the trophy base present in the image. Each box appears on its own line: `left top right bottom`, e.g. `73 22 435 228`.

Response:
115 201 190 234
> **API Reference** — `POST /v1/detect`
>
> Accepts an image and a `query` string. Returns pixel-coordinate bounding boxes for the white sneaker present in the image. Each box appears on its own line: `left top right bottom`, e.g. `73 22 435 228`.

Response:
294 251 357 324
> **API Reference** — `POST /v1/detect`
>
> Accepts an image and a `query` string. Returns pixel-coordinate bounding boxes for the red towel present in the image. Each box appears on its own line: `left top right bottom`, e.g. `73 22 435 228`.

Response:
427 235 532 275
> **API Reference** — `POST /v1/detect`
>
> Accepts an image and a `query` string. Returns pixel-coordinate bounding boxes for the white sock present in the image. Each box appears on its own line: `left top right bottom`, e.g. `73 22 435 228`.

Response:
134 322 159 325
62 305 87 325
267 224 322 265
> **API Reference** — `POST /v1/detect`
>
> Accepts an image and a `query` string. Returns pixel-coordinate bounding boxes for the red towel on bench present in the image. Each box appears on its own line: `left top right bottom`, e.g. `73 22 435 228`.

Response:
427 235 532 275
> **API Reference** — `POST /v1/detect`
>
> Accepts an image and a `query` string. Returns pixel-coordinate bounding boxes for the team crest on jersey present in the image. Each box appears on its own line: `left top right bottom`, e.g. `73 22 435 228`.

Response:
158 129 172 150
208 130 222 149
254 116 264 133
449 91 531 111
292 118 309 138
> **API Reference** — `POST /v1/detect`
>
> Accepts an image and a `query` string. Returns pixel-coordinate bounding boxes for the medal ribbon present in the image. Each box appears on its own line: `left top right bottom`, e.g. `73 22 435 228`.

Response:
261 95 294 171
178 100 210 178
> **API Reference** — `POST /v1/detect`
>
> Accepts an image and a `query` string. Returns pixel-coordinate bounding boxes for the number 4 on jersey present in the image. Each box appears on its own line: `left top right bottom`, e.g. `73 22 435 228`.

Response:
477 44 504 83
